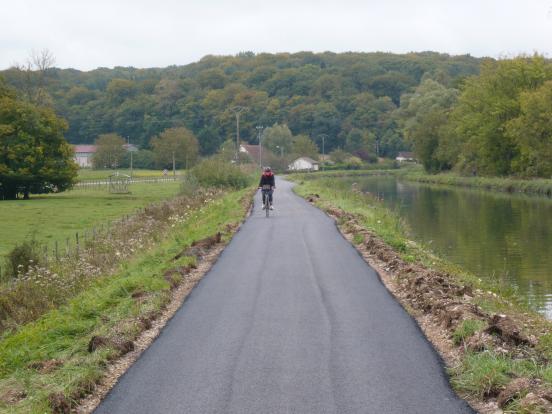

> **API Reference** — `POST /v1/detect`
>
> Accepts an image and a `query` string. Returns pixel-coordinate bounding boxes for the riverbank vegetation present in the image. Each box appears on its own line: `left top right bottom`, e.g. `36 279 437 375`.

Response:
401 55 552 178
292 175 552 413
399 168 552 196
0 172 254 412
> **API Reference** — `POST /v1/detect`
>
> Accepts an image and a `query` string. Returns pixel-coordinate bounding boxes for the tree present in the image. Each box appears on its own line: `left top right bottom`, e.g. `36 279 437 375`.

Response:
262 123 294 154
329 149 349 163
150 127 199 169
450 56 552 175
0 84 77 199
399 79 459 172
506 80 552 177
92 133 126 169
292 135 319 159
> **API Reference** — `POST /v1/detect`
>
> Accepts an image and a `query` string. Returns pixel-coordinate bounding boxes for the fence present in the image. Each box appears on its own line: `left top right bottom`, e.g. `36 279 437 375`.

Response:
74 175 179 190
0 211 142 281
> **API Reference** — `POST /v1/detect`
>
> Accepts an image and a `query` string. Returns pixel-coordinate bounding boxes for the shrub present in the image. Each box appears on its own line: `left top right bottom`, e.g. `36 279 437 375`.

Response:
180 173 200 197
5 239 42 278
191 158 252 189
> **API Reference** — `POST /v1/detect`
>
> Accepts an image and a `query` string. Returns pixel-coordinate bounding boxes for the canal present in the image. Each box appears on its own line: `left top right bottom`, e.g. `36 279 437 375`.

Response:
340 175 552 317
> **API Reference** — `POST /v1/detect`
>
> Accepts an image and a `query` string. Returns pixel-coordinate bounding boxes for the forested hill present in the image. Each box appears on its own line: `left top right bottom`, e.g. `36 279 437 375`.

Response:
0 51 482 156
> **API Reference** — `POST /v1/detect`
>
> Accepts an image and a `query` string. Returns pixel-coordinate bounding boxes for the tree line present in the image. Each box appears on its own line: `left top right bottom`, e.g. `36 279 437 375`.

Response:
1 51 481 163
400 55 552 177
5 51 552 200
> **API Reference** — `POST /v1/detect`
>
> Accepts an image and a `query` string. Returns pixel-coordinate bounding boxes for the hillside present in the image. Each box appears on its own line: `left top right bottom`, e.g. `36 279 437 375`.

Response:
0 51 482 157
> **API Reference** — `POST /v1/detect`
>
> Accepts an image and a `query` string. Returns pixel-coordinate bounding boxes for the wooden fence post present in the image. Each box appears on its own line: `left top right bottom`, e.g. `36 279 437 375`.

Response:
76 232 80 257
55 240 59 261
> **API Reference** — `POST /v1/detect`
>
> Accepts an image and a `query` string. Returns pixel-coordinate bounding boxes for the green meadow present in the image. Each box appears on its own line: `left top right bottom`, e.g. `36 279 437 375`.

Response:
0 182 181 257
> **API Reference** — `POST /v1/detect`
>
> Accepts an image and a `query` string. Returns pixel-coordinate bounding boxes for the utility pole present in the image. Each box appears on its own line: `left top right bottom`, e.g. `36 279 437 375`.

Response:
172 151 176 180
232 106 247 164
318 134 328 171
256 125 264 168
127 137 134 179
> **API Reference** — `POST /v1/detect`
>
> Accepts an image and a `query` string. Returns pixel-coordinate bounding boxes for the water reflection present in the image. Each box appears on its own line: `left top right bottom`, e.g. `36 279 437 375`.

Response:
347 176 552 317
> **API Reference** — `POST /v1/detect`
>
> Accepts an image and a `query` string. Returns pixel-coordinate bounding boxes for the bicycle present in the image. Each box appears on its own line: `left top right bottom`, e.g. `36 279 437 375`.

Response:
261 185 273 218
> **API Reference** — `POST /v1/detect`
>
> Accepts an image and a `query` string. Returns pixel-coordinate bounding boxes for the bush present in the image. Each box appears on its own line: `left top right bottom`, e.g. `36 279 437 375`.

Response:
180 173 200 197
5 239 42 278
191 158 252 189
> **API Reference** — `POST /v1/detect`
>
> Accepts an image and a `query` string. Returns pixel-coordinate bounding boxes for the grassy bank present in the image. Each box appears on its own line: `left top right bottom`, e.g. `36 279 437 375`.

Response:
399 168 552 196
0 187 253 413
0 182 181 258
292 176 552 413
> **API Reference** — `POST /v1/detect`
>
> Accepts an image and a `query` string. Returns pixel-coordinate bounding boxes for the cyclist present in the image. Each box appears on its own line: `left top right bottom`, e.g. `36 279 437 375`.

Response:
258 166 275 210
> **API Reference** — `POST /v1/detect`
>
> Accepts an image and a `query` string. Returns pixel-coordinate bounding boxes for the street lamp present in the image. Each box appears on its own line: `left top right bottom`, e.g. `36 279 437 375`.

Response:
276 145 284 158
232 106 248 164
318 134 328 171
256 125 264 168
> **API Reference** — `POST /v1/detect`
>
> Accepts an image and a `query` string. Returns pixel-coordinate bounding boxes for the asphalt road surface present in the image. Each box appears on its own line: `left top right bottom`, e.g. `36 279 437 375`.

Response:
95 178 473 414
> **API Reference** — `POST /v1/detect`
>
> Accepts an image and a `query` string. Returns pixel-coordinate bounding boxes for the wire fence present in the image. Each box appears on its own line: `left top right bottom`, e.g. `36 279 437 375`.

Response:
0 211 141 281
74 175 179 190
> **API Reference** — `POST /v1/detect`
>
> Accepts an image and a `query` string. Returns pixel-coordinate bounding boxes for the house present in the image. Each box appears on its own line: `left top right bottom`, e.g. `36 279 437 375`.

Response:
73 145 97 168
395 151 416 162
239 144 261 164
73 143 139 168
288 157 319 171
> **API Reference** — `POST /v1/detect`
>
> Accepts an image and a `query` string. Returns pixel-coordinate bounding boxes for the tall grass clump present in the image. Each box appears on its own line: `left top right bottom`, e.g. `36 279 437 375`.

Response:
191 158 253 189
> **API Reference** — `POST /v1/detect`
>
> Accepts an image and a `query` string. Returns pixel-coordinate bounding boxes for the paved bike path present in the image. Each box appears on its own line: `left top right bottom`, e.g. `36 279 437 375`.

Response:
95 178 473 414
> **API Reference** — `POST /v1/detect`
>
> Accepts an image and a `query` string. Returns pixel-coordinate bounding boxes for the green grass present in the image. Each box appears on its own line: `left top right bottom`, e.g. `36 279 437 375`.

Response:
450 352 536 399
0 182 181 257
0 187 252 413
77 168 186 181
452 319 487 346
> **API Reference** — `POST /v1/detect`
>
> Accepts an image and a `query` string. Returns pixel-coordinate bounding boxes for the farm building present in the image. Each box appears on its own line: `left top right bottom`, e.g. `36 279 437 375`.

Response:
288 157 319 171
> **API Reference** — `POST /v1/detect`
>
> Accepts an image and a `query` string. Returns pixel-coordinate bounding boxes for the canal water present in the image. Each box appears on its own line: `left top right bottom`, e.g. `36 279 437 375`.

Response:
340 176 552 317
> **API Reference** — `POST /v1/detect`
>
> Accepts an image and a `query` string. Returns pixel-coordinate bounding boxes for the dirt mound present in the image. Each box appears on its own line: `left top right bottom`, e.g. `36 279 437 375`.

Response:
28 359 63 374
485 314 531 345
88 335 134 355
174 233 222 260
0 387 26 405
49 392 71 414
497 377 532 408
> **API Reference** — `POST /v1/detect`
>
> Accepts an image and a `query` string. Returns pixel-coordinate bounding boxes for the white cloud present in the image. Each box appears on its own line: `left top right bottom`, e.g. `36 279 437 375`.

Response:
1 0 552 70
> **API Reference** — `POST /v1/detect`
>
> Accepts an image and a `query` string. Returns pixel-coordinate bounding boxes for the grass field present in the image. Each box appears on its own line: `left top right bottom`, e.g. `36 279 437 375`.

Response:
77 169 185 181
0 182 181 257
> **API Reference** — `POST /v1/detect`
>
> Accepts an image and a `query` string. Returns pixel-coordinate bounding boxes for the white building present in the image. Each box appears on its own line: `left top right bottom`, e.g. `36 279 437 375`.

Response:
73 145 97 168
396 152 416 162
288 157 319 171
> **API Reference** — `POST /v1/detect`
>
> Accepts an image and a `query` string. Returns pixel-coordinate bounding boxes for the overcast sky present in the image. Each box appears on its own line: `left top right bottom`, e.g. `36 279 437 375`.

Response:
1 0 552 71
